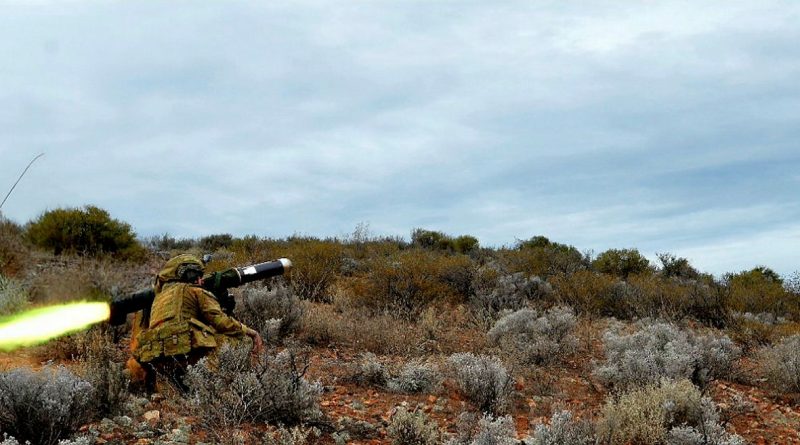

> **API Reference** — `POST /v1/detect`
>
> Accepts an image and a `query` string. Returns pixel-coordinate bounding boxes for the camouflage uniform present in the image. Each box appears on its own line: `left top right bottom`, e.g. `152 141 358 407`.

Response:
133 254 257 392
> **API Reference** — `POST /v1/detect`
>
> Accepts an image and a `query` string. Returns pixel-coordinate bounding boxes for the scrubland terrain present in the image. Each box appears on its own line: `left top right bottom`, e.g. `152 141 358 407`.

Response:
1 209 800 445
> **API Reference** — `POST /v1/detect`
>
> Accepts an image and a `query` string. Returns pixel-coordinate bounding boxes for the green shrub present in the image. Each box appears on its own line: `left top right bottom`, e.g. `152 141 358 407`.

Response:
198 233 234 251
593 248 651 279
657 252 700 280
26 205 144 259
724 266 796 317
503 236 587 277
411 229 480 254
550 270 618 318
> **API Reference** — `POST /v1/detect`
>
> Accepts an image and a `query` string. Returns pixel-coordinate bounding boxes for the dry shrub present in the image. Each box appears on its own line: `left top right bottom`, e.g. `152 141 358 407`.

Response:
625 273 693 319
551 270 618 318
0 217 26 276
487 306 577 365
757 334 800 393
594 322 741 391
0 275 28 316
446 412 518 445
0 366 95 445
499 238 587 278
470 272 553 321
234 282 303 344
388 359 441 394
597 379 743 445
387 407 441 445
75 329 130 417
446 353 514 415
529 410 595 445
186 343 322 431
284 238 344 303
346 249 472 317
300 303 422 355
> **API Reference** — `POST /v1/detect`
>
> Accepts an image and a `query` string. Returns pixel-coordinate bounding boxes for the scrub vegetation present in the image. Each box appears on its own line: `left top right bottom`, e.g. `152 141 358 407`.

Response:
1 207 799 443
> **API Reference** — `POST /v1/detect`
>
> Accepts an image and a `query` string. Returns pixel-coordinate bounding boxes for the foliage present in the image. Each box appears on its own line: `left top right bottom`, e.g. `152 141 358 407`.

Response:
0 366 95 445
657 252 700 280
198 233 234 251
234 282 303 344
487 306 577 365
446 413 518 445
594 322 740 391
527 410 595 445
352 352 389 387
388 359 441 394
597 379 743 445
387 407 441 445
550 270 618 318
504 236 587 277
25 205 144 259
593 248 652 279
75 329 129 417
0 275 27 316
411 228 480 254
758 334 800 393
0 217 26 276
470 272 552 318
186 343 322 429
724 267 796 317
447 353 513 415
347 249 473 317
284 237 344 303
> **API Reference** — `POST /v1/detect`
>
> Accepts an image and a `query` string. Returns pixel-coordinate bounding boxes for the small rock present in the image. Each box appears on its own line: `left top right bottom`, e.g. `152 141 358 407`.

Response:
150 393 165 403
134 440 153 445
134 431 155 439
143 410 161 426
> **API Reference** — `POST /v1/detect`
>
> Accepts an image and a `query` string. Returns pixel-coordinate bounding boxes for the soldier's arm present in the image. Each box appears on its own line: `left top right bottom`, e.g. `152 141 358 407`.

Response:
196 289 254 336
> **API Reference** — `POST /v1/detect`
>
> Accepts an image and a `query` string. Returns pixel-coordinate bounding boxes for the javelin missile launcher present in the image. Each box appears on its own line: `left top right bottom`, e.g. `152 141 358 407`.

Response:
108 258 292 325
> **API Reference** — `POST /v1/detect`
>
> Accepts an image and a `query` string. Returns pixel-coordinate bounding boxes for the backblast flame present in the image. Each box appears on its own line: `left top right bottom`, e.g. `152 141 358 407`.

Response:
0 301 110 351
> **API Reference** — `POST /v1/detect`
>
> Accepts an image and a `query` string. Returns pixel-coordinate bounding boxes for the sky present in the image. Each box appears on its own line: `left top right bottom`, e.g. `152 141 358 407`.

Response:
0 1 798 277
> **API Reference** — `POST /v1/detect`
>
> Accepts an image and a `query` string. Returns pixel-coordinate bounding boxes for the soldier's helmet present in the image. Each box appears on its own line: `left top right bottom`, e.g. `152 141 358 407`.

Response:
157 254 205 284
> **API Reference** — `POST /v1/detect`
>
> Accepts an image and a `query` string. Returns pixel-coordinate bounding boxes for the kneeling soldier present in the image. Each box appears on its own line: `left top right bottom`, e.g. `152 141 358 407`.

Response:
133 254 263 392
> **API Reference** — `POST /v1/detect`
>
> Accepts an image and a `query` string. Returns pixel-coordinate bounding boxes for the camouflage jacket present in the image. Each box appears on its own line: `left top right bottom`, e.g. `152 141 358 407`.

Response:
133 282 250 363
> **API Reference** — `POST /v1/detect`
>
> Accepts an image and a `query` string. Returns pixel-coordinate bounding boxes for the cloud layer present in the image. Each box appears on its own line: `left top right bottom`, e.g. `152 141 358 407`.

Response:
1 1 798 276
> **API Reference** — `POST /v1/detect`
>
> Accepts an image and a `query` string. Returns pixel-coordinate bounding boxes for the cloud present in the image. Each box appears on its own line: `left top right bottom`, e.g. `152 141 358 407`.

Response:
1 1 799 275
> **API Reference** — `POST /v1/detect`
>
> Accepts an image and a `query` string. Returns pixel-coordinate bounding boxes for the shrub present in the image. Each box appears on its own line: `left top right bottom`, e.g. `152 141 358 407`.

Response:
234 282 303 344
284 238 344 303
263 426 321 445
550 270 618 318
198 233 234 251
348 249 462 317
351 352 389 387
593 248 651 279
758 334 800 393
411 229 480 254
470 273 553 318
0 275 27 316
597 379 743 445
186 343 322 430
487 306 577 365
593 322 740 391
0 366 95 445
725 267 797 318
447 412 518 445
387 407 441 445
76 329 129 417
527 410 595 445
504 237 587 277
657 253 700 280
447 353 513 415
0 217 26 276
26 205 145 259
388 360 441 394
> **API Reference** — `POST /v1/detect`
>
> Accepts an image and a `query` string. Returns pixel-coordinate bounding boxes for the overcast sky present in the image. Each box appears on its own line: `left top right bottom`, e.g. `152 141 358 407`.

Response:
1 1 798 277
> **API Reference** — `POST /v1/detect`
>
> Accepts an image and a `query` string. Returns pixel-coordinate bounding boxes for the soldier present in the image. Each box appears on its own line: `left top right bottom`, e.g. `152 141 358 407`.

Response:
133 254 263 392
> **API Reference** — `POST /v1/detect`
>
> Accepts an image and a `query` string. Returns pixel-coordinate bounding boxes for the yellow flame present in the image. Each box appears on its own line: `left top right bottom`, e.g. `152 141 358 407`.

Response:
0 302 110 351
